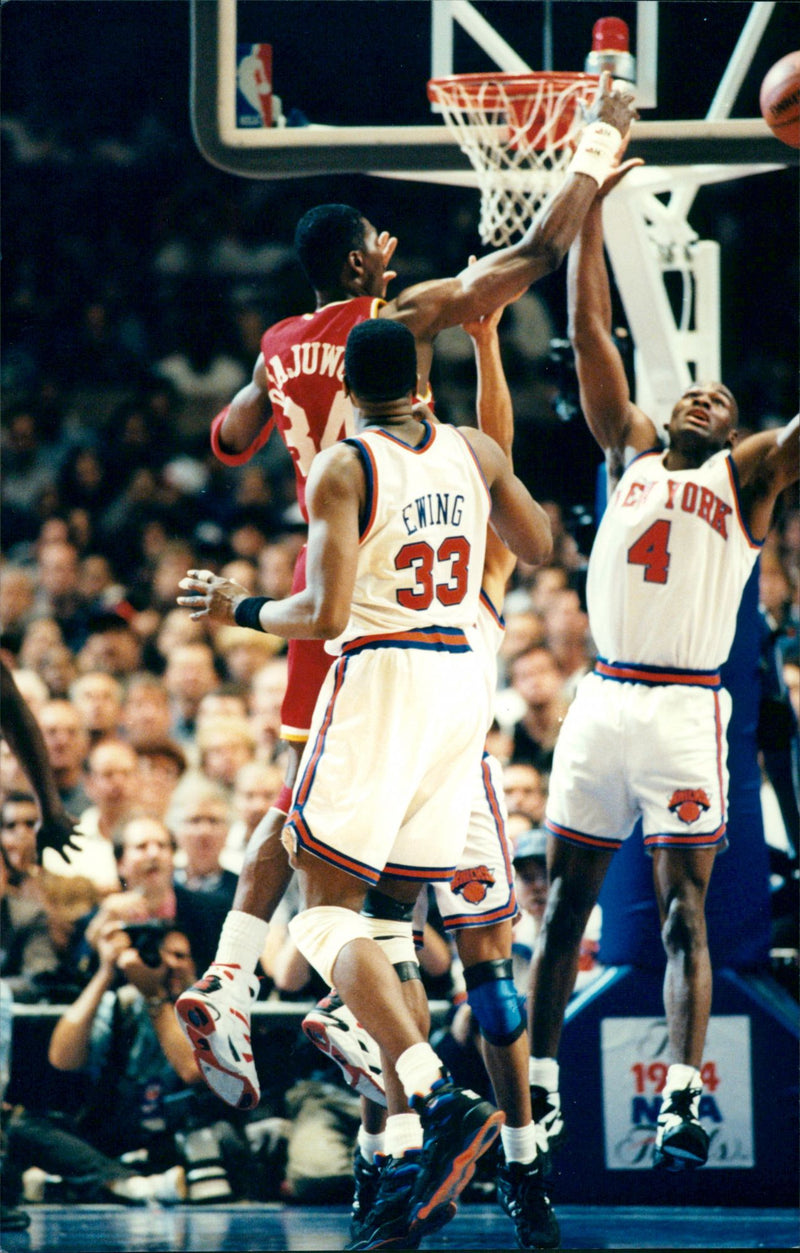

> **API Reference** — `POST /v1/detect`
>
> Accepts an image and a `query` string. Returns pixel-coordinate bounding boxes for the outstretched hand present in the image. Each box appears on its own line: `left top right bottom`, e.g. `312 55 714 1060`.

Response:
590 70 639 134
412 400 438 426
582 94 644 199
378 230 398 297
177 569 249 623
36 807 82 864
599 156 645 198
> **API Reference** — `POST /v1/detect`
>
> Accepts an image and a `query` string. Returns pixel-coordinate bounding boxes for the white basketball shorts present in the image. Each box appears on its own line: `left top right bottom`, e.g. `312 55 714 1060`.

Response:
285 629 487 884
545 668 731 852
434 752 517 930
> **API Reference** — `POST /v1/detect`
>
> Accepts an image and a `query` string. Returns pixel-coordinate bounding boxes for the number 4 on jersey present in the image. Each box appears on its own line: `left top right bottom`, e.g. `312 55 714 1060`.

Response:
628 520 672 584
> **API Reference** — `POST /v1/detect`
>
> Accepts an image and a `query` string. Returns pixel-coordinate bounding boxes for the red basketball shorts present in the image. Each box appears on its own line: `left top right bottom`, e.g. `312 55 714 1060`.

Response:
280 545 335 743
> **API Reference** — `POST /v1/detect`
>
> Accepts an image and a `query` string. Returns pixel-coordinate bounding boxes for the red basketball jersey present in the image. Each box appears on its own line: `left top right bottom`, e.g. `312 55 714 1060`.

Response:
261 295 383 519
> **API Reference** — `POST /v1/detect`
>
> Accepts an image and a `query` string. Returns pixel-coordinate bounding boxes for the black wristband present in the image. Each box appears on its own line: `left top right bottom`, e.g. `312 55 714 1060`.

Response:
233 596 271 631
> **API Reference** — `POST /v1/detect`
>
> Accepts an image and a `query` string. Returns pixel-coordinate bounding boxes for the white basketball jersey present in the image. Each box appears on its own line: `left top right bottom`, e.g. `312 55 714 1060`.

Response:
327 420 490 652
587 449 762 670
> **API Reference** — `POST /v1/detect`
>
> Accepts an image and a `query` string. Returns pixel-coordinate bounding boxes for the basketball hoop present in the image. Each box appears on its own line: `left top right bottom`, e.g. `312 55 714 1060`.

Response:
427 72 601 246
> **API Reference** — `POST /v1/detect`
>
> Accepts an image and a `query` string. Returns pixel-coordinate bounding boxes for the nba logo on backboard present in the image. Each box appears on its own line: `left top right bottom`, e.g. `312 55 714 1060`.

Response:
237 44 273 127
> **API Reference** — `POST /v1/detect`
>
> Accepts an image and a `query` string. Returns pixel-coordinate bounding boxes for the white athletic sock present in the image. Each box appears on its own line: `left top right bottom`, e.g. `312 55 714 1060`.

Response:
529 1056 559 1093
108 1167 184 1204
385 1112 423 1158
395 1042 445 1102
107 1177 149 1202
357 1126 386 1164
501 1122 539 1165
664 1063 702 1094
214 909 269 970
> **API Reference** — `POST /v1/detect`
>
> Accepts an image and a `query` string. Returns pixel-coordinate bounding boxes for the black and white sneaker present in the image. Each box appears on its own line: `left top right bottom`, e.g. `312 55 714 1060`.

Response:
349 1148 385 1246
496 1157 560 1249
653 1085 709 1171
346 1152 423 1250
530 1084 565 1170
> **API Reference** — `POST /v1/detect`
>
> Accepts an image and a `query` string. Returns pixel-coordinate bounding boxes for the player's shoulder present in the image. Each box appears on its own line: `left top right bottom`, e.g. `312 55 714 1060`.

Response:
448 424 512 492
262 296 380 349
615 442 664 478
334 295 385 332
319 295 381 326
709 445 734 466
310 438 363 481
452 422 484 445
694 446 736 483
306 441 365 515
455 423 503 462
260 311 309 349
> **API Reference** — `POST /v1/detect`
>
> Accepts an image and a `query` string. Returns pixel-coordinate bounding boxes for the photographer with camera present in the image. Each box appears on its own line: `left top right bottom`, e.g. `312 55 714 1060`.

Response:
4 914 248 1207
71 813 229 984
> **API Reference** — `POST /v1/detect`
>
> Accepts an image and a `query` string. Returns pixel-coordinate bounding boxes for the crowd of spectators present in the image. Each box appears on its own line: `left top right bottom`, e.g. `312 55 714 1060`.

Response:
2 102 799 1212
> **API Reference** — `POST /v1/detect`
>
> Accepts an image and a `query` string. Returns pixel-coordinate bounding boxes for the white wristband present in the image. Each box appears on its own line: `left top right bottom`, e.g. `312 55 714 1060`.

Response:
567 120 623 186
776 414 799 446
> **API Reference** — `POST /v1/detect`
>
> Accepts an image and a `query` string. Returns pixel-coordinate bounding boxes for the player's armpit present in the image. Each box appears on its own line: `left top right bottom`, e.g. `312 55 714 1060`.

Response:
733 416 800 540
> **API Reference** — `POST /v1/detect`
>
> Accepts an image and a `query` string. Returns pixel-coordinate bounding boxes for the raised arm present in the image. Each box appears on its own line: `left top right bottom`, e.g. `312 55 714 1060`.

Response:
0 656 80 862
567 196 657 471
733 415 800 542
462 295 520 606
464 298 515 460
381 75 637 347
210 352 275 465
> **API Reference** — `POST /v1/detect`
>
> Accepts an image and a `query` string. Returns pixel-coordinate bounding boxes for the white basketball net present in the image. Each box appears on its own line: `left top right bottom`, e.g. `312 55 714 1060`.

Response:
428 73 599 247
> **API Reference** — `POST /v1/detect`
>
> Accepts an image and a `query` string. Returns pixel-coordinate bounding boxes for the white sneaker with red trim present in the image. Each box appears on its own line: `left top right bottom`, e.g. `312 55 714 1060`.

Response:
301 990 386 1106
175 963 261 1110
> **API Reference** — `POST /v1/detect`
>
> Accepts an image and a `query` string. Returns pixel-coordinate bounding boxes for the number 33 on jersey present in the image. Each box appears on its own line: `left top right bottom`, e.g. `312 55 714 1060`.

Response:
325 419 490 655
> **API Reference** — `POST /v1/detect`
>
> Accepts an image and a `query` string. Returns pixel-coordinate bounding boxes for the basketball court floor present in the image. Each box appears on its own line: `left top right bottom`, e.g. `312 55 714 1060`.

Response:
3 1202 798 1251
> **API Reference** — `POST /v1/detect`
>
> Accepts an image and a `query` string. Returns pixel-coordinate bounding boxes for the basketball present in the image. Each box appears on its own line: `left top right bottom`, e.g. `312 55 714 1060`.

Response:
759 51 800 148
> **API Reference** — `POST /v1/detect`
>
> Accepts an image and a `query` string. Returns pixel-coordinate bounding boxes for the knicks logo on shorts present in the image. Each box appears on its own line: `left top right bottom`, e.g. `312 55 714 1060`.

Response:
451 865 496 904
668 788 711 824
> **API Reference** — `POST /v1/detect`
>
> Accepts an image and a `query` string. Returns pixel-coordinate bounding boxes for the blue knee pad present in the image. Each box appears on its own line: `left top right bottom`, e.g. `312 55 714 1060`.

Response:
464 958 525 1048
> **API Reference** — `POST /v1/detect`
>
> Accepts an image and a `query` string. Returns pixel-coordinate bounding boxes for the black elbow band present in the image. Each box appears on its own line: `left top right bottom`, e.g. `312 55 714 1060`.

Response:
233 597 272 631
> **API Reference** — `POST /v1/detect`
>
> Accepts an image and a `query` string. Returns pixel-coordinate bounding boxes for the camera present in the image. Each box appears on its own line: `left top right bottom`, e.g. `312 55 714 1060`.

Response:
122 920 169 968
174 1123 234 1203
